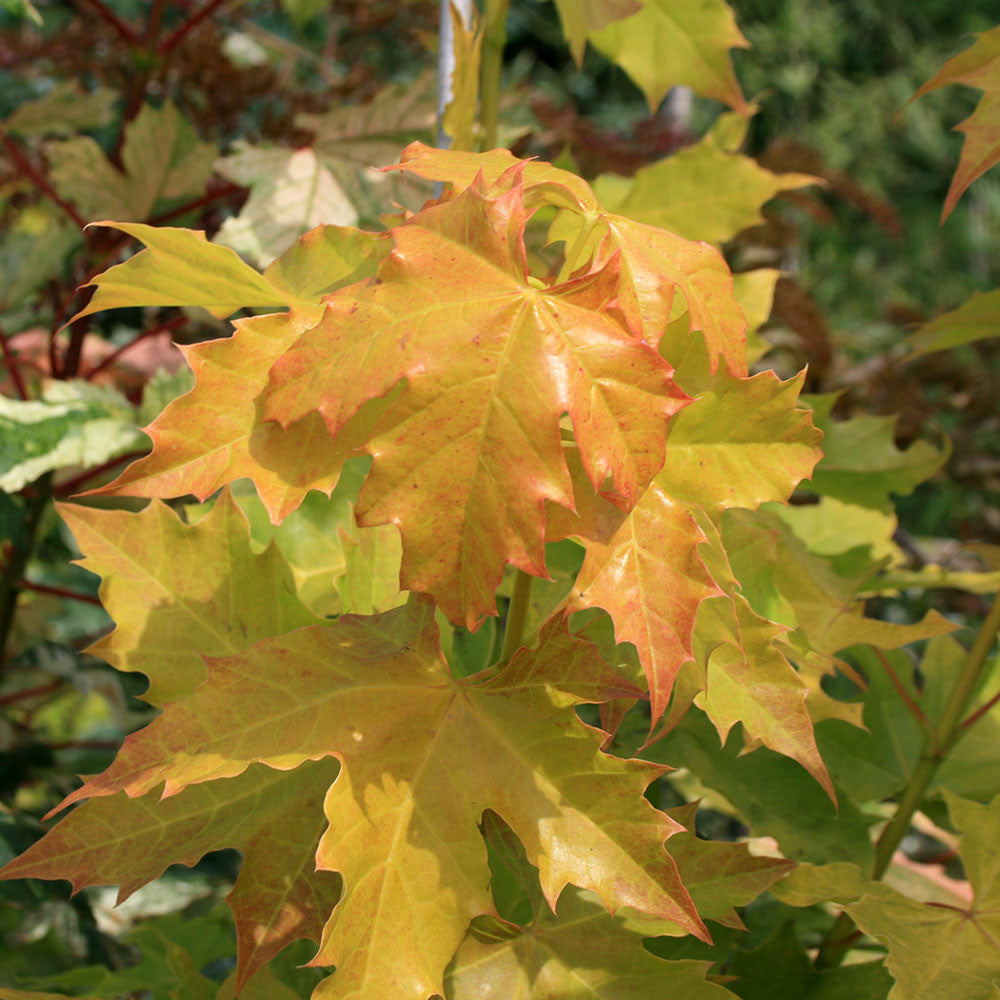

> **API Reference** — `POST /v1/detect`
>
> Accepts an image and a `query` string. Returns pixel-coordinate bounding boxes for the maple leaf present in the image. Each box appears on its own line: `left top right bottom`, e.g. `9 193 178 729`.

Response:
547 366 821 725
0 760 340 990
905 287 1000 358
587 0 750 113
907 25 1000 221
847 791 1000 1000
58 489 324 705
263 168 686 626
389 143 748 376
587 130 818 244
213 142 358 267
90 226 390 521
446 804 785 998
551 0 642 63
48 101 216 222
50 600 707 1000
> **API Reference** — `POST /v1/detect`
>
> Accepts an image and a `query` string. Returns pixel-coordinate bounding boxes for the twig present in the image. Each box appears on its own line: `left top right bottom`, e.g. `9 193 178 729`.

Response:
53 450 148 497
0 125 87 230
0 679 62 708
0 322 29 400
872 646 937 746
73 0 140 45
84 313 187 380
158 0 230 56
148 180 244 224
18 581 102 606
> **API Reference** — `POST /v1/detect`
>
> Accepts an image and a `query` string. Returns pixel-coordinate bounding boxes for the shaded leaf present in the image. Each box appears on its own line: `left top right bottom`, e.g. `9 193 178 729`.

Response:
728 922 892 1000
804 394 947 509
3 82 116 137
847 791 1000 1000
905 287 1000 358
0 760 340 991
214 143 358 267
0 380 144 492
49 102 216 222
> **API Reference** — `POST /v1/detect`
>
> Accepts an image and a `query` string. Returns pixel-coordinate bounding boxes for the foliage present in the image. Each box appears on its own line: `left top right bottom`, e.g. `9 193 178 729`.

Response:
0 2 999 999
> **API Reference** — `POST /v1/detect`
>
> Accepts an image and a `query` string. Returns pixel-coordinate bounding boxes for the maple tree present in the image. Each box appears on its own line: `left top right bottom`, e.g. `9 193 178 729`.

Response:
1 2 999 999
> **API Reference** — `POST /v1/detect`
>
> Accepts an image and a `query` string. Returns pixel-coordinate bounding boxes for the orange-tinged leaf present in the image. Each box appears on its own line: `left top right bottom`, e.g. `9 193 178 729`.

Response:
552 0 642 63
391 143 748 375
551 458 721 722
54 600 707 999
907 25 1000 221
58 490 323 705
264 173 686 626
588 0 750 113
93 310 387 521
0 760 340 990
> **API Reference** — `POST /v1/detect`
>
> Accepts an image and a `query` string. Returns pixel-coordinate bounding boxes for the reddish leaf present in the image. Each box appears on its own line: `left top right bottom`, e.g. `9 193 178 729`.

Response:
907 25 1000 221
263 171 685 626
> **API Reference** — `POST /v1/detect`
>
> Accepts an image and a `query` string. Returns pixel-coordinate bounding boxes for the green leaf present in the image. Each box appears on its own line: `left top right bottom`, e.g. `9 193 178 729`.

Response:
727 922 892 1000
905 287 1000 358
0 380 145 492
906 24 1000 220
48 602 707 999
643 711 876 867
281 0 331 28
804 394 948 509
214 143 358 268
591 132 817 244
1 761 339 990
48 101 216 223
588 0 750 112
847 792 1000 1000
0 0 41 23
58 488 324 705
0 205 81 312
551 0 642 63
3 82 115 137
71 222 292 321
446 890 736 999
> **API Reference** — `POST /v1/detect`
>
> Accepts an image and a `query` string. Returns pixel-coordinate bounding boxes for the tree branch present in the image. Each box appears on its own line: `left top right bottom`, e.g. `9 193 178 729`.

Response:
0 322 29 400
0 125 87 230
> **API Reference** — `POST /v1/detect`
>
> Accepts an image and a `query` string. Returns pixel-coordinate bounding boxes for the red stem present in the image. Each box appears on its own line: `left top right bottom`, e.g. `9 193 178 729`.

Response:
0 679 62 708
18 580 102 606
0 322 29 400
54 451 149 496
873 647 937 747
148 180 245 225
0 126 87 230
84 314 187 380
957 686 1000 734
157 0 230 55
73 0 140 44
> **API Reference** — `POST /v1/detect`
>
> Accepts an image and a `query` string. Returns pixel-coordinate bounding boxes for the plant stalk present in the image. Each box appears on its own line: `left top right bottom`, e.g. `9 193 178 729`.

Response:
815 587 1000 969
480 0 510 150
498 569 533 664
